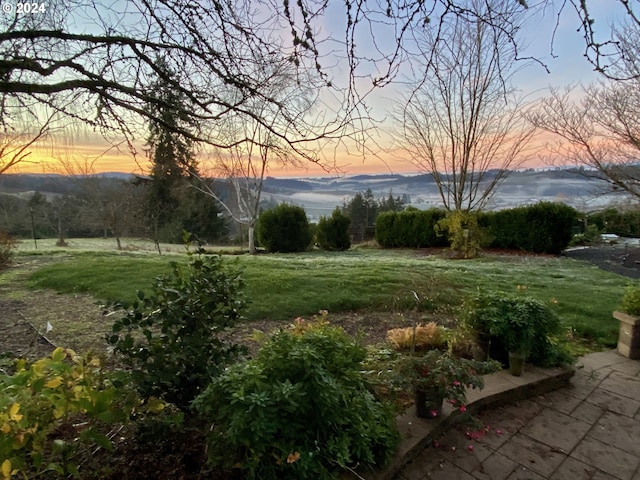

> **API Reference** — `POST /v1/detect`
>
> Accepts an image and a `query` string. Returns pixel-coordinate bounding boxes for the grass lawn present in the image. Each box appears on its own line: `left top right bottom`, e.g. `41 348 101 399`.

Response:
19 239 634 348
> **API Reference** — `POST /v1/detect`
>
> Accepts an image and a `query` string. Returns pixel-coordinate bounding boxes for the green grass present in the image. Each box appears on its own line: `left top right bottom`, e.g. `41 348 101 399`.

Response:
23 246 633 348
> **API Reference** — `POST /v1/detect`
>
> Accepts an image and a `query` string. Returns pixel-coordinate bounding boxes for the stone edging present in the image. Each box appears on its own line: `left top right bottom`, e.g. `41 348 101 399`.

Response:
345 364 575 480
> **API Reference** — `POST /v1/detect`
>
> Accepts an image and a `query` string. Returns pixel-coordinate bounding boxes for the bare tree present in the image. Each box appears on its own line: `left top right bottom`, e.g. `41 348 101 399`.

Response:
195 57 307 254
571 1 640 80
0 0 367 167
529 83 640 199
529 12 640 200
0 98 59 174
396 0 535 212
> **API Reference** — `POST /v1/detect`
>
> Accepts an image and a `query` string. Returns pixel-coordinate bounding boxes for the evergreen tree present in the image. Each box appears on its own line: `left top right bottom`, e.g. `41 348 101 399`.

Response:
144 58 200 247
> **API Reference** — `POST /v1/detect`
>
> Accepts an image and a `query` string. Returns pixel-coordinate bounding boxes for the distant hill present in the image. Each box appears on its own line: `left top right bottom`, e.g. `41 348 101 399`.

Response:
0 168 633 220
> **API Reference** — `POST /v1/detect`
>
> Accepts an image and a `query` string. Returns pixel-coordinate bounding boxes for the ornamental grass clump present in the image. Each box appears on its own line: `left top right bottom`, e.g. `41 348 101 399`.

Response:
386 322 446 350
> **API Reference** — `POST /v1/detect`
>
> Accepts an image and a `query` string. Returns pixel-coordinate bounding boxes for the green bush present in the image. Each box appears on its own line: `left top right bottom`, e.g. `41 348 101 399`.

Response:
107 243 246 410
620 284 640 316
375 208 446 248
435 211 488 259
463 291 573 367
257 204 313 253
193 319 399 480
589 208 640 238
0 348 137 479
316 208 351 251
483 202 578 254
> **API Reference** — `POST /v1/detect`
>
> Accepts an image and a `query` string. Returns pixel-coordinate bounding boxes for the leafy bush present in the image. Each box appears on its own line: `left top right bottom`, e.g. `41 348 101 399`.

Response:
436 210 488 259
107 244 246 410
316 208 351 251
463 291 573 367
0 348 136 479
620 284 640 316
375 208 447 248
257 203 313 253
589 208 640 238
0 231 17 269
193 318 399 480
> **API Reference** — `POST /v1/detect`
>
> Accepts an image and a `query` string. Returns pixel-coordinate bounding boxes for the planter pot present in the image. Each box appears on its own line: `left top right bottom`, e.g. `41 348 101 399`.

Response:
414 389 445 418
508 351 526 377
472 332 492 362
614 311 640 359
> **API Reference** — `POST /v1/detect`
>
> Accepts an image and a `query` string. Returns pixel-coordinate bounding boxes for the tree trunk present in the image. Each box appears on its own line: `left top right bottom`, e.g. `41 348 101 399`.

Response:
248 225 256 255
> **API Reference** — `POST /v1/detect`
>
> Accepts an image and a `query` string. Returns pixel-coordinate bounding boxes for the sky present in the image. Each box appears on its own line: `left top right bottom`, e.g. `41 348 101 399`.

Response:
12 0 624 178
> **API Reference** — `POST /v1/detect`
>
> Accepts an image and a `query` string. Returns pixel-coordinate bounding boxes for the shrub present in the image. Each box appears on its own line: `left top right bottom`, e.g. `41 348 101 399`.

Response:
483 202 578 254
463 291 573 367
436 210 488 259
0 348 137 479
620 284 640 316
316 208 351 251
589 208 640 238
107 242 246 410
257 203 312 253
0 231 17 269
193 318 399 480
375 208 446 248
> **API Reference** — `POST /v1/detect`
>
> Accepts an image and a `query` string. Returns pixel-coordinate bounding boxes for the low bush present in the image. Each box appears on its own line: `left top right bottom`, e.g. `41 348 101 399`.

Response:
386 322 446 350
463 291 574 367
0 348 137 479
193 318 399 480
620 284 640 316
436 210 488 259
107 243 246 411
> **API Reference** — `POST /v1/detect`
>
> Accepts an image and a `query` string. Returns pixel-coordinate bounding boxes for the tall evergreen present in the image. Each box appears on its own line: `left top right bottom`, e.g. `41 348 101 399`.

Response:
144 58 199 245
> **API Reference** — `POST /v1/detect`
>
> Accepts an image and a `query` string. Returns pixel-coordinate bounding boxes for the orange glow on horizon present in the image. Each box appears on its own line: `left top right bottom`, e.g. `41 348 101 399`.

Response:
6 132 563 178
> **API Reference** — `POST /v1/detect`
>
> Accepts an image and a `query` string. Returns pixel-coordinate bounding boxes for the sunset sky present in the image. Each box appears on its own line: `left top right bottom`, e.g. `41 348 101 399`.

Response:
11 1 620 179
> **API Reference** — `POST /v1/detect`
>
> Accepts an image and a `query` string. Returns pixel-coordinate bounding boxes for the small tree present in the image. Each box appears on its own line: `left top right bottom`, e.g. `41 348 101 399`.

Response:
316 208 351 251
257 204 312 253
107 241 246 411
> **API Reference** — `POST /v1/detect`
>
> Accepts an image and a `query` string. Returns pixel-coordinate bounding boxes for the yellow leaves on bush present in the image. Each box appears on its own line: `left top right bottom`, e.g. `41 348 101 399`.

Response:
8 403 22 422
386 322 446 350
44 376 63 389
2 459 18 480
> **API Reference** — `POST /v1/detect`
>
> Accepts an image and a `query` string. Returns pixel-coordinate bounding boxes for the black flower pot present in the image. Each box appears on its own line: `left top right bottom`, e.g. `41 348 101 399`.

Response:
414 389 445 418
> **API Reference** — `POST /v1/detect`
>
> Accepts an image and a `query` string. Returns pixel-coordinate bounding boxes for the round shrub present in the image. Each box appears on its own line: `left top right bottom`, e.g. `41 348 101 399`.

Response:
257 203 312 253
193 319 399 480
316 208 351 251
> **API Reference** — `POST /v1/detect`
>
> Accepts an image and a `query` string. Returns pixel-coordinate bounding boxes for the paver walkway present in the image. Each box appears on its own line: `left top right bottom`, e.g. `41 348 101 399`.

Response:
395 350 640 480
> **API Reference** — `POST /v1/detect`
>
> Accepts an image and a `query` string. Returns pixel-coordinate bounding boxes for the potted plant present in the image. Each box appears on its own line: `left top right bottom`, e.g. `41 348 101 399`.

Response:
407 349 500 418
460 292 502 362
614 284 640 359
489 295 563 376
